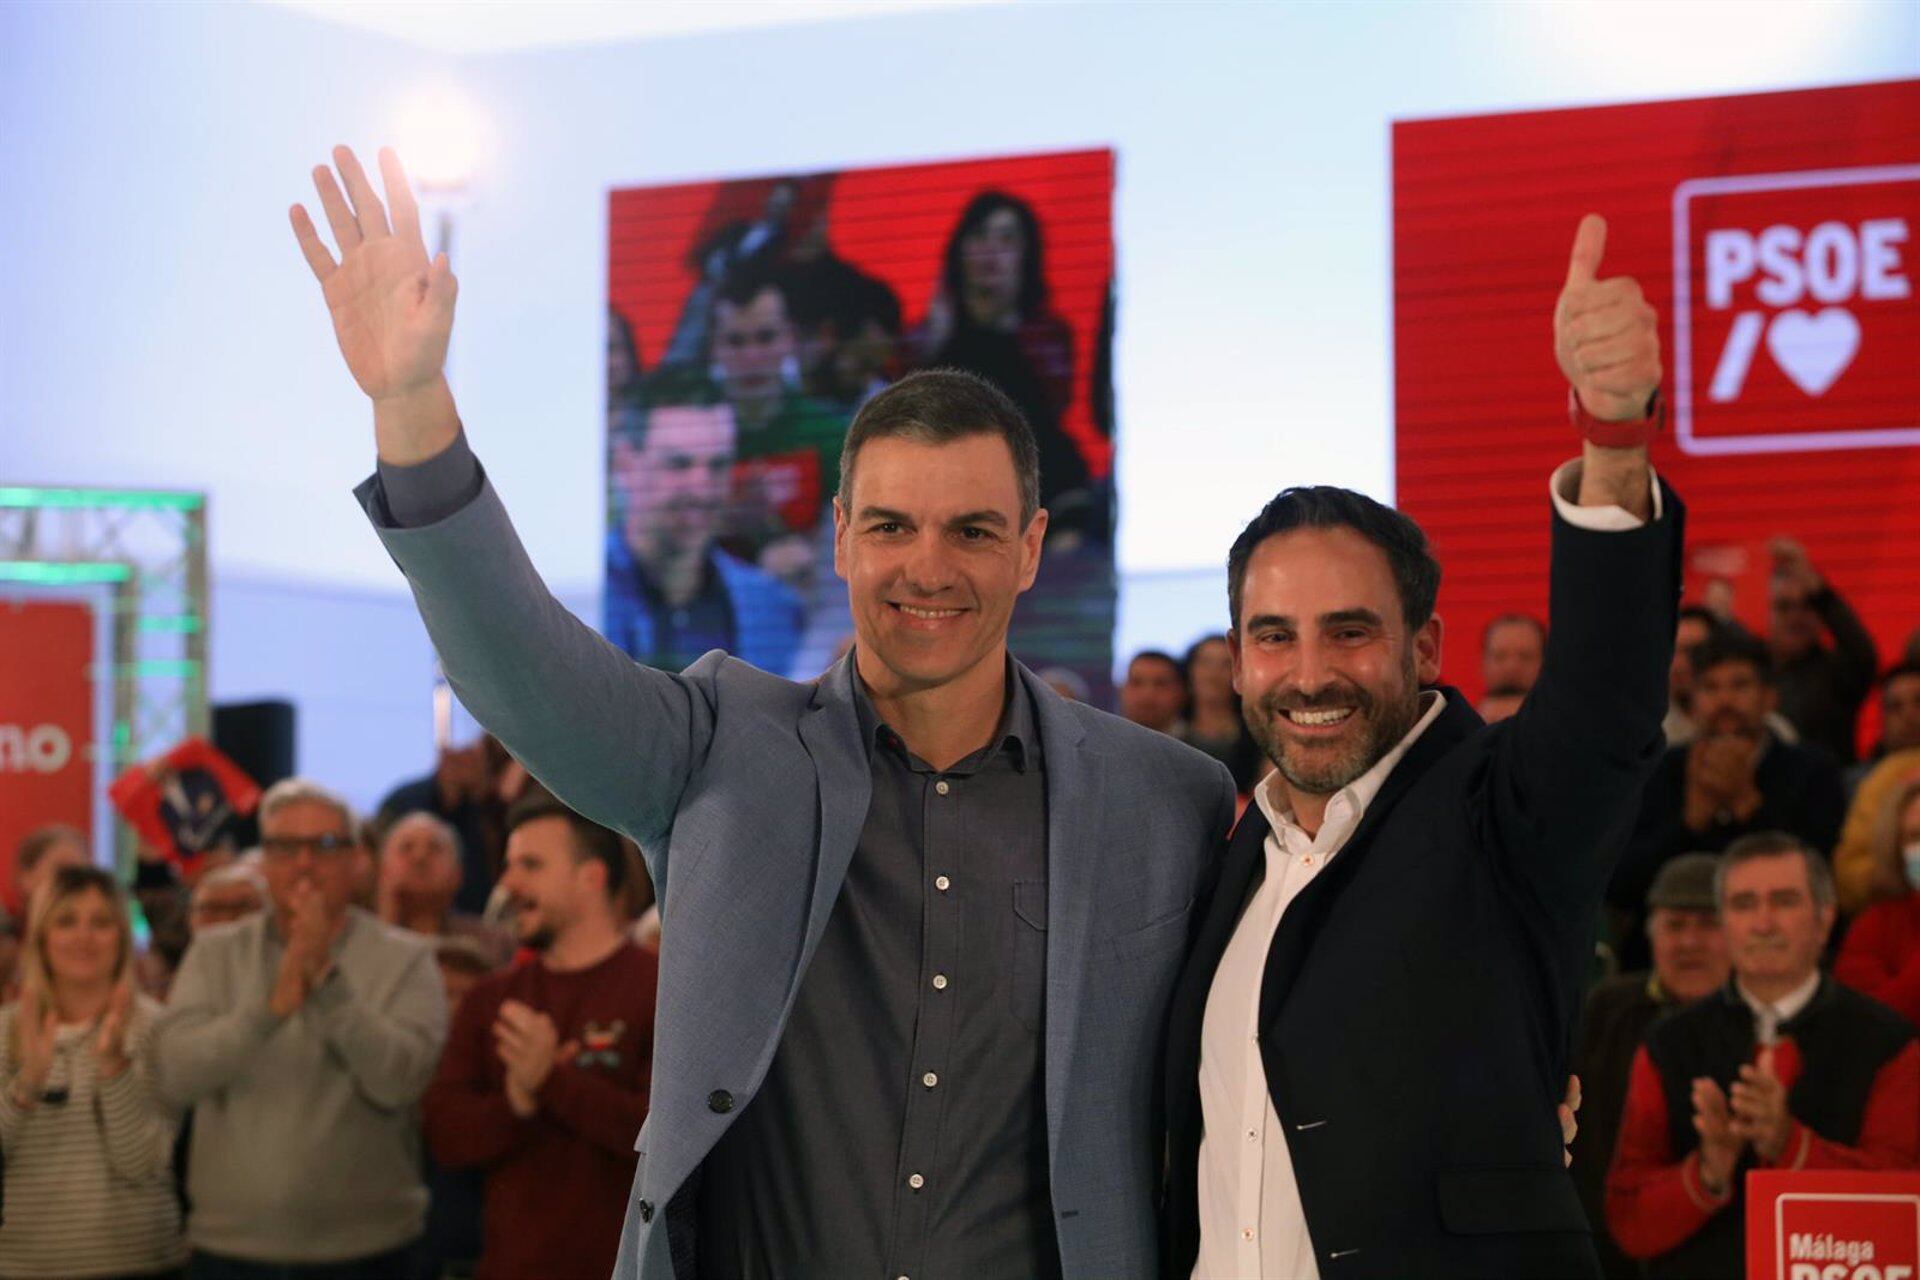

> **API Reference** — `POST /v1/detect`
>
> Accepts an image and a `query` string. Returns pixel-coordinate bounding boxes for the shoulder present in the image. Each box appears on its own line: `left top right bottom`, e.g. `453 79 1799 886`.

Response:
1643 988 1733 1053
686 648 815 712
1584 972 1651 1017
349 909 436 964
1826 979 1918 1044
189 910 268 959
1065 700 1236 796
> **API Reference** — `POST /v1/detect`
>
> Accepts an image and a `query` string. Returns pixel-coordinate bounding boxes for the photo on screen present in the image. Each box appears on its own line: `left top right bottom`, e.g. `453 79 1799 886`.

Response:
606 149 1117 700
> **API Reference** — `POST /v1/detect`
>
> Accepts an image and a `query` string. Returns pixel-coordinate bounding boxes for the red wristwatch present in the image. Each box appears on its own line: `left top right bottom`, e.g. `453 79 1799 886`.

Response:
1569 386 1665 449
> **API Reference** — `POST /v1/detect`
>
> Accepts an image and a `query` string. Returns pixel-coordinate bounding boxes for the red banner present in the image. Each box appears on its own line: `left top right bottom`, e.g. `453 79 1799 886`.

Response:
1394 80 1920 723
0 601 95 908
1746 1169 1920 1280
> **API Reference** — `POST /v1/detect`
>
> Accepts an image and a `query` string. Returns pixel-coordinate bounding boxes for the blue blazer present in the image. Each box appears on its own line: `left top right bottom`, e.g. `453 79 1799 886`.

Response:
360 472 1237 1280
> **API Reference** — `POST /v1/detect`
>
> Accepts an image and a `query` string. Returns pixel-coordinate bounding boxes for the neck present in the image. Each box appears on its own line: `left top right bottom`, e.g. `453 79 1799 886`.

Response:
541 912 627 973
735 393 778 431
52 976 114 1023
858 645 1008 771
1283 784 1331 840
1739 969 1817 1007
389 899 451 935
634 532 708 607
964 287 1016 331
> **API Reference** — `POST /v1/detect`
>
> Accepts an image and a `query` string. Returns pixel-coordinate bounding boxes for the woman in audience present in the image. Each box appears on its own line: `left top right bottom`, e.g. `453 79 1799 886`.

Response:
0 865 185 1279
1835 771 1920 1023
1178 633 1264 795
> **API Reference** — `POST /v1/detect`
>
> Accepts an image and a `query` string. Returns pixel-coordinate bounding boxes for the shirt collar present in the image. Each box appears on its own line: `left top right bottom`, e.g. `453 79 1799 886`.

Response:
1253 689 1447 841
851 652 1035 773
1735 969 1822 1040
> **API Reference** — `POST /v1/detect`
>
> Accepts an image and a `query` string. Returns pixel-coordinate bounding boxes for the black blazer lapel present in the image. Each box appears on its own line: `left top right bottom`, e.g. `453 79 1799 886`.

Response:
1255 691 1482 1045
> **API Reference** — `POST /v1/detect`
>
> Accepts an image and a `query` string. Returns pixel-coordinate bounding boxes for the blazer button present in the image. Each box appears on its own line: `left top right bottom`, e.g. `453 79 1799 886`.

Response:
638 1199 654 1223
708 1089 735 1114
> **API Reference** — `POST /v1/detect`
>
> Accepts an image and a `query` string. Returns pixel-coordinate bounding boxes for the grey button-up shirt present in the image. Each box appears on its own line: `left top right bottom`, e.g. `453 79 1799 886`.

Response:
696 666 1060 1280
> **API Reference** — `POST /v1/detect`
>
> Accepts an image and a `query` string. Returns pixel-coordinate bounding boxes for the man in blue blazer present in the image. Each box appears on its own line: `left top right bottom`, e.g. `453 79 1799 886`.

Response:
292 147 1234 1280
1162 216 1683 1278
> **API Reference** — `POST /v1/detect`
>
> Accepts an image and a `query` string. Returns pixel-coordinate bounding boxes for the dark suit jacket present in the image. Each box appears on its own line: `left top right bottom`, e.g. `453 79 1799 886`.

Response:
1163 482 1684 1279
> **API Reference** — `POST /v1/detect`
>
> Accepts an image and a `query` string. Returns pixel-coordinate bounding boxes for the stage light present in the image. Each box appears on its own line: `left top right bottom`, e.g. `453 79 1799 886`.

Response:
393 82 485 193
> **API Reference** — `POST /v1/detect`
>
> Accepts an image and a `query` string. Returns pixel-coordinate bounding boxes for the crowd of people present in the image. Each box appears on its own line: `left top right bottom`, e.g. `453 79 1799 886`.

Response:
0 765 660 1280
5 536 1918 1280
1112 538 1920 1280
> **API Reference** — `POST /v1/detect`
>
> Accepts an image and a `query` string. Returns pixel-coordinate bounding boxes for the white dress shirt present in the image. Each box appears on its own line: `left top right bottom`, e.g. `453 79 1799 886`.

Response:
1737 970 1820 1045
1192 460 1660 1279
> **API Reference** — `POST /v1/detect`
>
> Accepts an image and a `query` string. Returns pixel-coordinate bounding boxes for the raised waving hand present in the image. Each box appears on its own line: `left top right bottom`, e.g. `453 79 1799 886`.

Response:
291 146 459 463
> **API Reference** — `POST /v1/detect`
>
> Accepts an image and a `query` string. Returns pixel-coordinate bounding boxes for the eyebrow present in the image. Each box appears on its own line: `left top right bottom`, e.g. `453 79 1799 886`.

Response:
1243 608 1387 631
855 506 1011 530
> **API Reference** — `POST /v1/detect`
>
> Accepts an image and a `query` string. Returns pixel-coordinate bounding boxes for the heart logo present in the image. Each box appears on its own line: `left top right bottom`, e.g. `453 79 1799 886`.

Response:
1765 307 1860 397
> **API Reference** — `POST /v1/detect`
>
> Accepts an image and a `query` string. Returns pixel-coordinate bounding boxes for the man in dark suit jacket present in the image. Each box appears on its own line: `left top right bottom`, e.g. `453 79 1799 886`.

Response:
1163 215 1683 1279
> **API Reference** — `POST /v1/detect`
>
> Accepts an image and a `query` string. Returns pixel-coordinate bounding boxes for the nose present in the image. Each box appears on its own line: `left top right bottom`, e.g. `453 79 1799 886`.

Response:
1290 634 1336 696
899 532 957 596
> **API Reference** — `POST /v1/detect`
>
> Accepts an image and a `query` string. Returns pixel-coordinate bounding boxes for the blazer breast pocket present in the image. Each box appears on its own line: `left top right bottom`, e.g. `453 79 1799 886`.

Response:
1110 898 1193 962
1435 1166 1589 1236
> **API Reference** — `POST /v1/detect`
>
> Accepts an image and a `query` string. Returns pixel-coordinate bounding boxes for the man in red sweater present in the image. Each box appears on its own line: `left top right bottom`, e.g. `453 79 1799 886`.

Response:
424 794 658 1280
1605 831 1919 1278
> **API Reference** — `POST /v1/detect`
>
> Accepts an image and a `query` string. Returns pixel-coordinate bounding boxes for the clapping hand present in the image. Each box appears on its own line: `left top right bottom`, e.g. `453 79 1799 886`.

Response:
93 978 134 1079
1690 1076 1743 1195
494 1000 562 1118
1729 1048 1793 1163
10 993 59 1108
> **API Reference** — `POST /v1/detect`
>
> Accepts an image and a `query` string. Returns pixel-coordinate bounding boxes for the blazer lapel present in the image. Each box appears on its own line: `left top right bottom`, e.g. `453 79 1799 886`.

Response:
1256 689 1481 1035
1022 662 1103 1163
792 653 874 995
1165 804 1270 1136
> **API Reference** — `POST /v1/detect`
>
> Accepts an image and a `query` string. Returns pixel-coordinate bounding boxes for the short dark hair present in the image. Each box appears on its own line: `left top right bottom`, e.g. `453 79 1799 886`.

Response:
1127 649 1185 681
1480 613 1545 655
715 261 792 315
1677 603 1720 632
1714 830 1835 910
1688 627 1773 686
504 794 627 898
613 367 729 451
837 368 1041 526
1226 487 1441 633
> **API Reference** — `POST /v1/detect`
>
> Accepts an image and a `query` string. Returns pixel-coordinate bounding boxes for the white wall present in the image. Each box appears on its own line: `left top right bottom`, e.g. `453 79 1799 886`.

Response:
3 0 1915 805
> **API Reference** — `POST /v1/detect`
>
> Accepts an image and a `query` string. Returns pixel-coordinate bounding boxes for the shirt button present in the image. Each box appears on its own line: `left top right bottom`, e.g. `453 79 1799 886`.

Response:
935 780 950 795
1242 1227 1255 1242
923 1072 938 1088
935 875 950 892
1246 1129 1258 1141
908 1173 925 1189
932 974 948 990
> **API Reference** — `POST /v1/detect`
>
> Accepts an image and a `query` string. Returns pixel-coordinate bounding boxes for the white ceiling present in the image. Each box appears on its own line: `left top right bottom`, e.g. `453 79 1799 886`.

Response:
261 0 1009 55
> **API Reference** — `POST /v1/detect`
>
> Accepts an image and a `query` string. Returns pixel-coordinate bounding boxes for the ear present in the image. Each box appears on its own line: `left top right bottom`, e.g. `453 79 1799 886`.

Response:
1414 614 1444 686
831 497 849 582
1016 508 1049 593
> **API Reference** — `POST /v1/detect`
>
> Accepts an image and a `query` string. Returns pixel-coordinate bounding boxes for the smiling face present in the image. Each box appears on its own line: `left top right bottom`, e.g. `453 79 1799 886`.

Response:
1691 658 1773 739
40 886 124 991
1481 619 1543 694
499 815 601 953
611 403 735 557
833 432 1045 696
713 287 796 412
260 799 358 925
1230 526 1441 797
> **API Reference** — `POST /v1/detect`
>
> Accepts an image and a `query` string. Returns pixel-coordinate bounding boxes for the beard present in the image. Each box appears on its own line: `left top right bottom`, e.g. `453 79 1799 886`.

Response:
1246 653 1423 797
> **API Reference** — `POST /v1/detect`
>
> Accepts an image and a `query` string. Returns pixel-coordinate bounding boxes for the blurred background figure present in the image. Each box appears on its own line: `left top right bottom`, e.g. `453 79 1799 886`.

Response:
1612 629 1846 969
155 778 446 1280
424 796 657 1280
1571 853 1728 1280
1 824 91 997
1177 634 1261 793
379 735 530 916
1847 661 1920 794
0 865 185 1280
188 862 269 936
1606 834 1919 1278
1480 612 1545 699
377 813 514 971
1118 648 1187 735
917 190 1102 542
1766 536 1878 763
1834 772 1920 1025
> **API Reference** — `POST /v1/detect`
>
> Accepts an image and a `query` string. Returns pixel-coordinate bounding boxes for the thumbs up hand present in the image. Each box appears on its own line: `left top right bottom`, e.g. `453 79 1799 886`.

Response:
1554 214 1662 423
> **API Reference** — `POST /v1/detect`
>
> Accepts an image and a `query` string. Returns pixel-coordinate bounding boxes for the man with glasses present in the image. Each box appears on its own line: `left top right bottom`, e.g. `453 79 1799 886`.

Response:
154 778 448 1280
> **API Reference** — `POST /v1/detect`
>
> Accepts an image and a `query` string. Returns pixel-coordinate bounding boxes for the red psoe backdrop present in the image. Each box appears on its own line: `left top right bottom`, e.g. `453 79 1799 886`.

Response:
1394 80 1920 723
0 601 95 912
1744 1170 1920 1280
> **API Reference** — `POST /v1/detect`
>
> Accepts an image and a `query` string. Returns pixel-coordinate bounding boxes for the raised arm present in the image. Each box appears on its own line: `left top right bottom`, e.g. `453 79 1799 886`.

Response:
1491 215 1682 915
291 147 718 857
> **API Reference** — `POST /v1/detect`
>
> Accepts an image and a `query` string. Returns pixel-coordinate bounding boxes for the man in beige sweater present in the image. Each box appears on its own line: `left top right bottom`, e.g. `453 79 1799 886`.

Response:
154 778 447 1278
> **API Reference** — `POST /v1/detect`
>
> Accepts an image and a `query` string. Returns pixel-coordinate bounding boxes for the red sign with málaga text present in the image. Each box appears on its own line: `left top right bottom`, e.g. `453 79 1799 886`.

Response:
1746 1170 1920 1280
1394 80 1920 728
0 601 95 912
